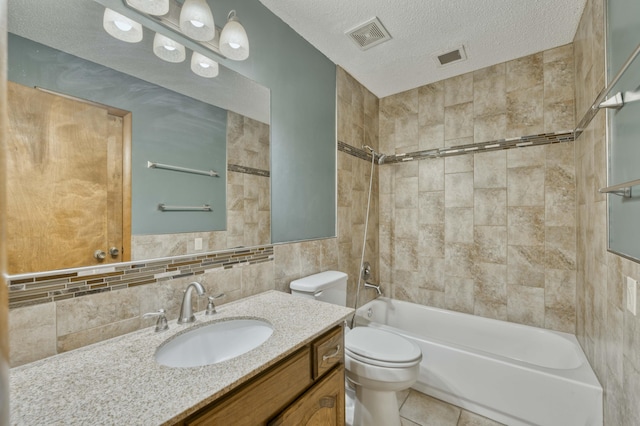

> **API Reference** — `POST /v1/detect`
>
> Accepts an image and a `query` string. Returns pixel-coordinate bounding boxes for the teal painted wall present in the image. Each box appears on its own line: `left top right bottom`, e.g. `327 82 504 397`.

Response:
211 0 337 243
8 34 227 235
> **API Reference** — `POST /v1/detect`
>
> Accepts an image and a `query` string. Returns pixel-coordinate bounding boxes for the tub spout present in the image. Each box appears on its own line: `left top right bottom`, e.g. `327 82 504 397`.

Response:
364 282 383 296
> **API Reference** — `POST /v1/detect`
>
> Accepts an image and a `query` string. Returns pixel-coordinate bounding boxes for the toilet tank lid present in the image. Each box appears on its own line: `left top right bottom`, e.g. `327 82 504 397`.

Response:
290 271 348 292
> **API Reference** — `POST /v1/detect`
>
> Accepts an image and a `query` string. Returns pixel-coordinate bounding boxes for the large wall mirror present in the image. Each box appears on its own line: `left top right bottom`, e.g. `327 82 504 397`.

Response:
7 0 271 275
604 0 640 261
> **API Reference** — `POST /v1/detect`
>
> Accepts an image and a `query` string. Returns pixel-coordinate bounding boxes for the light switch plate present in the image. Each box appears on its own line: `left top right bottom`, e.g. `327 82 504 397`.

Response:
194 238 203 251
627 277 637 316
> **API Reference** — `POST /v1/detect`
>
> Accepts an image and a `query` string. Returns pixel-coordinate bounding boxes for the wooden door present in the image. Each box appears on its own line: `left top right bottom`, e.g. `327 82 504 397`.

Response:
6 81 131 274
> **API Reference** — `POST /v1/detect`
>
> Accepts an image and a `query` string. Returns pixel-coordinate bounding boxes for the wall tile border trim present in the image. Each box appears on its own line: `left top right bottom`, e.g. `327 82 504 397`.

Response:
383 131 575 163
228 164 270 177
6 245 274 309
339 131 575 164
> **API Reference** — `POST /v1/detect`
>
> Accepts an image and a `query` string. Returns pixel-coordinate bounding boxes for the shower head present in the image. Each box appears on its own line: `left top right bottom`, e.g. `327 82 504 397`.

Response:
362 145 387 165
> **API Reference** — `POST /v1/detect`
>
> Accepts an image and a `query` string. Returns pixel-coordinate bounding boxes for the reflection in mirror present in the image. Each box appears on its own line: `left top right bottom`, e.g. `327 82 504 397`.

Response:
7 0 271 275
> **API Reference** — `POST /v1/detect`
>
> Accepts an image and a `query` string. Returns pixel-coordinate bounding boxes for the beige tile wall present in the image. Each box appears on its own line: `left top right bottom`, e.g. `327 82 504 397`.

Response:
379 46 577 332
337 68 381 307
574 0 640 423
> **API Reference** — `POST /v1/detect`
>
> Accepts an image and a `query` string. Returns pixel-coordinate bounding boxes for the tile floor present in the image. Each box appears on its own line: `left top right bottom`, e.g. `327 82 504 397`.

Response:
397 389 505 426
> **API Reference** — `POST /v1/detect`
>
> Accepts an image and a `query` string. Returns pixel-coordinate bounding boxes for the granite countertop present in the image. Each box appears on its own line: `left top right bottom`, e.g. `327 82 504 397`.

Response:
10 290 353 425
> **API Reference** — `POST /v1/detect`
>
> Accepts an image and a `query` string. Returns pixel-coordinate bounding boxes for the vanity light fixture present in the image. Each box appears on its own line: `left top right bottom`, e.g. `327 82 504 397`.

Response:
125 0 169 16
179 0 215 41
219 10 249 61
153 32 186 62
191 52 219 78
103 8 143 43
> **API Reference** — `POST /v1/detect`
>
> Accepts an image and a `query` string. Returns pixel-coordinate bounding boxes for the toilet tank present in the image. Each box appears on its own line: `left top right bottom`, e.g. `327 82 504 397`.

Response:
289 271 348 306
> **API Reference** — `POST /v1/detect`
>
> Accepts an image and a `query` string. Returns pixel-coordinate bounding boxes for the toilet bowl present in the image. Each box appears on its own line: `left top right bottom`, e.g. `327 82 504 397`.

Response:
290 271 423 426
345 327 421 426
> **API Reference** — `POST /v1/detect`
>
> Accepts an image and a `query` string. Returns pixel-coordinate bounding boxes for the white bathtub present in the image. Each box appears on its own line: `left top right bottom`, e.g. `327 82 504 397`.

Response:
354 297 602 426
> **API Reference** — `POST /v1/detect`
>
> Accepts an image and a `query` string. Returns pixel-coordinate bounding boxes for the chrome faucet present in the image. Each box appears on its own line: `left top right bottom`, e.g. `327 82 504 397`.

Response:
177 282 205 324
364 282 383 296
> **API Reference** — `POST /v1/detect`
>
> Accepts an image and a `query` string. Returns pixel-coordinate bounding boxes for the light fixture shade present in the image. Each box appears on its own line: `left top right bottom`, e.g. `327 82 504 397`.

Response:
153 33 186 63
219 10 249 61
103 9 143 43
126 0 169 16
191 52 219 78
179 0 215 41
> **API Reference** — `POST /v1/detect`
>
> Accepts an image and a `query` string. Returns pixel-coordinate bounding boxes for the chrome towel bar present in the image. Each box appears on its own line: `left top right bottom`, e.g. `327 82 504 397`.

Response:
599 178 640 198
158 204 212 212
147 161 219 177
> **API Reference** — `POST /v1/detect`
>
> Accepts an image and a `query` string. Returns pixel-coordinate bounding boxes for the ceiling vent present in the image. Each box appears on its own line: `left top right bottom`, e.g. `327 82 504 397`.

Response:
434 46 467 67
346 17 392 50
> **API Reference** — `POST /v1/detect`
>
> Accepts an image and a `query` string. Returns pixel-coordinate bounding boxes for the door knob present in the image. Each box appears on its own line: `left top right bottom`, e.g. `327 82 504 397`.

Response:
109 247 120 257
94 250 106 260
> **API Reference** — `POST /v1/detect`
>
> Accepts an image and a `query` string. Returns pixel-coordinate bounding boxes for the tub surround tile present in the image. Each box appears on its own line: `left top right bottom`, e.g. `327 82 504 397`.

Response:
506 53 544 92
445 276 475 314
419 158 444 191
445 102 474 141
508 166 545 207
473 64 506 117
419 82 445 126
506 86 544 137
444 73 474 107
445 208 474 244
474 151 506 189
474 189 507 226
507 207 545 246
445 172 474 208
507 284 545 327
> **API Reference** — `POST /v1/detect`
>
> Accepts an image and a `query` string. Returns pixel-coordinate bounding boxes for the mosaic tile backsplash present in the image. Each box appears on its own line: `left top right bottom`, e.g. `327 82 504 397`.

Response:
8 246 274 309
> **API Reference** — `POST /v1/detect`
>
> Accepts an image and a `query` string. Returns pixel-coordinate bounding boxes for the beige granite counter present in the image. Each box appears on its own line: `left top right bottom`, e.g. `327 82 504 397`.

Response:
10 290 353 425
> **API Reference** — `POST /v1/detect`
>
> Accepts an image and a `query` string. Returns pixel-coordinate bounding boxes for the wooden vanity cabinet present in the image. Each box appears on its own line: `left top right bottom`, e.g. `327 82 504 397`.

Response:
179 325 345 426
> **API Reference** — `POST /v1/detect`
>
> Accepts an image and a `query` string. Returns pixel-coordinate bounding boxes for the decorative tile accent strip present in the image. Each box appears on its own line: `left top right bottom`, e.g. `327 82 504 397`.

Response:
228 163 270 177
338 141 376 162
382 131 576 163
7 245 274 309
339 132 575 164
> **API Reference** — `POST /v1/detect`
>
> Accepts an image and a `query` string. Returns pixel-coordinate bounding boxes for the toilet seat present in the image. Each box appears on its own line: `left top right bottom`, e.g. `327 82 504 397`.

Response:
345 327 422 368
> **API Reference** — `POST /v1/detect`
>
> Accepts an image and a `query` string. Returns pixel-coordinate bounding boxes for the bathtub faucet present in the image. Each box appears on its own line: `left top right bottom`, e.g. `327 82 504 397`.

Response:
364 282 383 296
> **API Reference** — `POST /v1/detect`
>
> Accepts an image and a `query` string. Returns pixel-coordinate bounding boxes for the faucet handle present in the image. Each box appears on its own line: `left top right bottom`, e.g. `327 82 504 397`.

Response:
143 308 169 332
205 293 225 315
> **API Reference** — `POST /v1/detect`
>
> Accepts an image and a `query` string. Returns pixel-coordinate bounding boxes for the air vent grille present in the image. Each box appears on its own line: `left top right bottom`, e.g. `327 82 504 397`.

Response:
346 17 392 50
434 46 467 66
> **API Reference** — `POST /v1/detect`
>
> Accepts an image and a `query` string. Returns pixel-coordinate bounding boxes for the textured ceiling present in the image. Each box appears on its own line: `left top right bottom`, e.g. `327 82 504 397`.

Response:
258 0 587 98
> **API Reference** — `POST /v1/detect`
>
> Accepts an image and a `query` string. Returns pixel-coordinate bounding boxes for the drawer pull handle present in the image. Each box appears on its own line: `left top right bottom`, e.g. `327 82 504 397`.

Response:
322 345 341 361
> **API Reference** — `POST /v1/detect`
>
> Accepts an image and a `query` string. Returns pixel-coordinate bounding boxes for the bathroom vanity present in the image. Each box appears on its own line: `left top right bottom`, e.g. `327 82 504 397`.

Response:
9 291 352 425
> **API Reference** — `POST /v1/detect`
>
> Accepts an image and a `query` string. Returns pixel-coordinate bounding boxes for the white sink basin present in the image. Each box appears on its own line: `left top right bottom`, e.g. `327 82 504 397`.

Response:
155 318 273 368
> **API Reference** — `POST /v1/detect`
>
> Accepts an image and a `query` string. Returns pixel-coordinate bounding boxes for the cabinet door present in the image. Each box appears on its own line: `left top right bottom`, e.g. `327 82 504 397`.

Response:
269 365 345 426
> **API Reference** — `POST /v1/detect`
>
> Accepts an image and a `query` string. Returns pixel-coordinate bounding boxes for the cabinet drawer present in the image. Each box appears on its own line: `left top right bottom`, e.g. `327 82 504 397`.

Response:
312 326 343 379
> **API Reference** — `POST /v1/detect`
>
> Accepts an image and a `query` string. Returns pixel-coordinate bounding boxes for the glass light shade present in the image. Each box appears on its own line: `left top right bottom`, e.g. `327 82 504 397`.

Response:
179 0 215 41
103 9 143 43
153 33 186 63
190 52 219 78
219 11 249 61
126 0 169 16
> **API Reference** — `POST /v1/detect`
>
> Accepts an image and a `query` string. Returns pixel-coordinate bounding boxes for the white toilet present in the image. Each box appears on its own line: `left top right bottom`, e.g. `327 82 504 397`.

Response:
290 271 422 426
